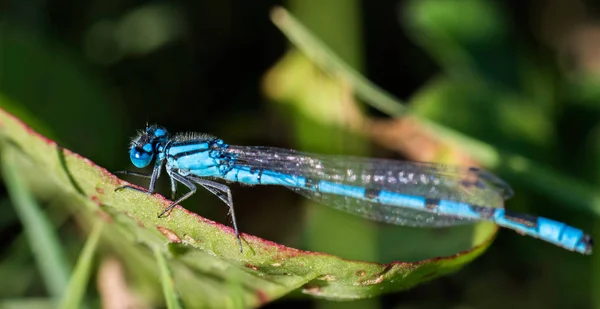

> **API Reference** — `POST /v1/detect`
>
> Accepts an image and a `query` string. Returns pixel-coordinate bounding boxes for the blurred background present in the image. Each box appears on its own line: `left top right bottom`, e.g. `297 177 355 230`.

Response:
1 0 600 308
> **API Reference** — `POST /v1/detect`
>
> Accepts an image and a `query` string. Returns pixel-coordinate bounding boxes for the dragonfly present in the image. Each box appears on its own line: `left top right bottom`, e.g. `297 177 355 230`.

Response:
116 125 593 255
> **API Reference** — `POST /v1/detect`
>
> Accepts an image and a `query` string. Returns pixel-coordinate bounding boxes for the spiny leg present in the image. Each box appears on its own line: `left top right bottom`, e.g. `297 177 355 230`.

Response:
113 171 152 178
186 175 242 252
114 185 148 194
114 171 152 193
158 172 196 218
114 160 164 195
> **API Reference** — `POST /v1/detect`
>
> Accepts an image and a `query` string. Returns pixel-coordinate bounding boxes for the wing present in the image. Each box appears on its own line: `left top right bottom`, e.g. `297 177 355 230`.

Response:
290 187 474 227
225 145 512 227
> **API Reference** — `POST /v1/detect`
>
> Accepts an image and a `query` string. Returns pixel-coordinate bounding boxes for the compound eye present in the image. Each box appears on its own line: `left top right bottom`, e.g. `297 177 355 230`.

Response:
130 146 153 168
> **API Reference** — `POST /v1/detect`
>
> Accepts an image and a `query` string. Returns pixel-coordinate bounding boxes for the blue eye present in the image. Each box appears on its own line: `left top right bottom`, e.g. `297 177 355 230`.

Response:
130 147 153 168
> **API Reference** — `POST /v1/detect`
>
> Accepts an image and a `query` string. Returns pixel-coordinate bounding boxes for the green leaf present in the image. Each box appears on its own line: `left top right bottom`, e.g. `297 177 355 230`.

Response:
0 107 495 306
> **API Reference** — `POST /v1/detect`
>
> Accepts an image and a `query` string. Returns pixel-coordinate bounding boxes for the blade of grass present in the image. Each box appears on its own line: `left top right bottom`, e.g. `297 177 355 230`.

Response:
153 247 182 309
269 6 600 217
59 221 104 309
270 7 407 117
1 144 70 299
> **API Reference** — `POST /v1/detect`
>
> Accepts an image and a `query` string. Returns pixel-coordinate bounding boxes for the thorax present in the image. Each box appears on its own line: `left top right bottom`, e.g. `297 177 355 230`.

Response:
164 138 234 177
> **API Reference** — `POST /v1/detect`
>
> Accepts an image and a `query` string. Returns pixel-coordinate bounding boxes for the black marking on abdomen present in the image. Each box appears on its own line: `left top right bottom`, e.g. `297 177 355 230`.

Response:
364 188 380 200
256 169 264 184
425 198 440 210
557 225 566 244
305 178 319 191
469 205 495 219
503 210 538 228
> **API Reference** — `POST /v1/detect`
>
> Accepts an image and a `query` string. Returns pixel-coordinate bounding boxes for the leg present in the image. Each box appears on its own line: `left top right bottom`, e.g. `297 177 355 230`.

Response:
158 172 196 218
113 171 152 178
115 185 149 194
115 160 164 194
169 173 178 200
185 175 242 253
114 171 152 193
146 160 163 194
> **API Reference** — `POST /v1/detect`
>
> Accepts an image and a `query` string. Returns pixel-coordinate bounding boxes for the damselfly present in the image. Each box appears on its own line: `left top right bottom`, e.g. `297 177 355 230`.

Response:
116 125 593 255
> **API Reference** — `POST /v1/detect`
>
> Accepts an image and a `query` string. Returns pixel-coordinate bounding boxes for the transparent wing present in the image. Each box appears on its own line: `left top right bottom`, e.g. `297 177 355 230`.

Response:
290 187 475 227
226 145 512 226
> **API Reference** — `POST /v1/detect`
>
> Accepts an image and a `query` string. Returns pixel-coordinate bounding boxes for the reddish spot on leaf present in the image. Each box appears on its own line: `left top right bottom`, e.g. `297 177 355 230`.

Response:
157 226 182 243
182 234 197 244
96 187 104 194
270 244 324 261
96 210 113 223
357 263 395 286
358 274 385 286
124 212 145 227
256 289 270 306
19 120 53 146
245 263 259 271
302 284 323 296
90 195 102 206
317 274 336 282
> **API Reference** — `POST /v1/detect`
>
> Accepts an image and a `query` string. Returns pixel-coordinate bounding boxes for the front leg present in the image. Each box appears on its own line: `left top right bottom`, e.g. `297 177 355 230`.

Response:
113 171 152 178
114 171 152 194
115 159 164 194
145 159 164 194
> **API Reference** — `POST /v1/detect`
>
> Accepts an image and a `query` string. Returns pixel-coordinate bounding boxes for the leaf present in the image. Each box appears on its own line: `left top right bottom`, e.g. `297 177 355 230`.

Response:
0 107 495 306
